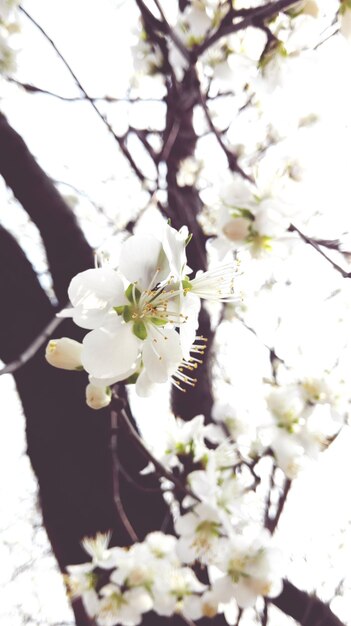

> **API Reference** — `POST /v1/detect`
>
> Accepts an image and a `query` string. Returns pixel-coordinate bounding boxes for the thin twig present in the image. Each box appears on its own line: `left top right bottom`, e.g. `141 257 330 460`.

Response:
0 310 65 376
153 0 191 61
195 0 300 56
20 7 146 183
261 600 268 626
290 224 351 279
264 460 276 530
268 477 291 534
110 410 139 542
198 90 251 181
7 77 162 103
115 454 163 493
114 397 200 502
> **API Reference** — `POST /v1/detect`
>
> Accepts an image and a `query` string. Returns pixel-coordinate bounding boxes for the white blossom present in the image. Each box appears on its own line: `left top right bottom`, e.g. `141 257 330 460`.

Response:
49 224 236 403
175 502 223 564
85 383 112 410
213 531 283 608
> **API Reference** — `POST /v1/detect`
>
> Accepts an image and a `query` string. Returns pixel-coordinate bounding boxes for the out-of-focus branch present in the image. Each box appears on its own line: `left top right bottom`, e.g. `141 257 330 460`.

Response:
20 7 146 183
0 112 93 303
290 224 351 278
271 580 345 626
7 77 162 103
113 393 199 502
195 0 299 56
198 90 251 180
0 309 63 376
266 477 291 534
153 0 191 61
110 410 139 542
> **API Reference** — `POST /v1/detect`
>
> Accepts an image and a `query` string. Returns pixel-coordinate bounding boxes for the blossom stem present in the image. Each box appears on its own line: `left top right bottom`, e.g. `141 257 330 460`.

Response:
113 395 200 502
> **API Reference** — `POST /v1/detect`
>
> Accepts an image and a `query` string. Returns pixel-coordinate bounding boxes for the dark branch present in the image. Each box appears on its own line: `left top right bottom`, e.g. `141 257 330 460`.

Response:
195 0 300 56
0 309 64 376
290 224 351 279
272 580 345 626
0 111 93 303
110 410 139 542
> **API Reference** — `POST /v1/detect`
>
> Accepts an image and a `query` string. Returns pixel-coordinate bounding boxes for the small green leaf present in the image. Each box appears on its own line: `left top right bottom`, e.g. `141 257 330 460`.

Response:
123 306 133 323
114 306 125 315
133 321 148 340
125 283 141 303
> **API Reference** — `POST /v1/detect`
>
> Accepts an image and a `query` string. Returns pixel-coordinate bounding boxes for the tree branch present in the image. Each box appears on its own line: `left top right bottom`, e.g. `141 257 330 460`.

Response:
0 111 93 303
110 410 139 542
198 89 251 180
0 309 64 376
113 394 200 502
290 224 351 279
195 0 300 56
272 580 345 626
20 7 146 183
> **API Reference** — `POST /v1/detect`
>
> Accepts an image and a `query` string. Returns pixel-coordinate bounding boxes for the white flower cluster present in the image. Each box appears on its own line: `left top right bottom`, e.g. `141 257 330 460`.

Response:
204 174 295 261
67 506 282 625
131 22 164 84
265 375 346 478
0 0 20 75
210 370 348 481
46 223 237 407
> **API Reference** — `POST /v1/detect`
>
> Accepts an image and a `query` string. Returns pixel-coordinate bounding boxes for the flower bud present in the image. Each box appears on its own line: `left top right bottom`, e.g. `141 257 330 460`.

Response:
222 218 250 242
85 383 111 410
341 7 351 41
45 338 83 370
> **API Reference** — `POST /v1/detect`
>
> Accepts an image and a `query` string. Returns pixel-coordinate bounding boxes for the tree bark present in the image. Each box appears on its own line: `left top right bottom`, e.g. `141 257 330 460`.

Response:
271 580 345 626
0 111 92 304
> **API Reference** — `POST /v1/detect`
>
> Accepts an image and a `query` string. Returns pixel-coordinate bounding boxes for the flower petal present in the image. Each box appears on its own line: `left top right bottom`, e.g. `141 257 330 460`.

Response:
82 317 140 379
135 368 157 397
119 235 169 290
142 327 182 383
162 223 189 278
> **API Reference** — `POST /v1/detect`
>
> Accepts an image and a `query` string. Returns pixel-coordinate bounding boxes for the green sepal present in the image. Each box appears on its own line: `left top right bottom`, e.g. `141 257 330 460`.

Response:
74 365 84 371
230 207 255 221
133 320 148 340
114 306 125 315
185 233 193 246
123 306 133 323
125 283 141 303
150 317 167 326
182 277 192 291
124 372 140 384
